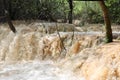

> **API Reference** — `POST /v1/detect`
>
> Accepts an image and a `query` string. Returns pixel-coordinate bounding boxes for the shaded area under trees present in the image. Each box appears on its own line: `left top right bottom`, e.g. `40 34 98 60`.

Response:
0 0 16 33
0 0 119 24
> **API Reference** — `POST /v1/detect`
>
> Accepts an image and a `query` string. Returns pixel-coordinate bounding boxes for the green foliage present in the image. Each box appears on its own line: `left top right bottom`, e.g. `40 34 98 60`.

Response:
0 0 119 24
106 0 120 24
73 1 103 24
9 0 69 21
73 1 120 24
11 0 39 20
38 0 69 21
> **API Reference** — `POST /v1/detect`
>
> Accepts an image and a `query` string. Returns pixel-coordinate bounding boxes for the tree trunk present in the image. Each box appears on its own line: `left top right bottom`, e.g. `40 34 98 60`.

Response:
0 0 5 22
68 0 73 24
99 1 113 43
3 0 16 33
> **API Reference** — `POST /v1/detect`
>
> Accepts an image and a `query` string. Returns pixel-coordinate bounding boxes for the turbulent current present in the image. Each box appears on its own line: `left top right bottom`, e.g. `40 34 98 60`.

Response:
0 22 120 80
0 60 83 80
0 23 87 80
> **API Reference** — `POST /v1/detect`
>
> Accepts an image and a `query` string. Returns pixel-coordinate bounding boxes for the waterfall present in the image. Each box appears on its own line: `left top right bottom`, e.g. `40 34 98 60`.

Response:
2 22 119 80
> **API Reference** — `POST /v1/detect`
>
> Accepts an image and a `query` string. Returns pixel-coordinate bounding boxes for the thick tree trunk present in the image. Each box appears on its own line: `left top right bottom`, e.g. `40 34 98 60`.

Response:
99 1 113 43
3 0 16 33
68 0 73 24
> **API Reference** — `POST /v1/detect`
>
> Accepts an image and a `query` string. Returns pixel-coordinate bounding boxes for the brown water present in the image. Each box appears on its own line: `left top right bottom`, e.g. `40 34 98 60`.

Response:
0 23 120 80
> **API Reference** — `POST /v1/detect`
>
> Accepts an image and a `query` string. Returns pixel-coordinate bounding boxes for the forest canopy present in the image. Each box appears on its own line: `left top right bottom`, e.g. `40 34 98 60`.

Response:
0 0 120 24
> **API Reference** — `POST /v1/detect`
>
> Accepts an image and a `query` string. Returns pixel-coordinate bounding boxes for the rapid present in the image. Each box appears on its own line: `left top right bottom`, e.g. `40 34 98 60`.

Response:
0 22 120 80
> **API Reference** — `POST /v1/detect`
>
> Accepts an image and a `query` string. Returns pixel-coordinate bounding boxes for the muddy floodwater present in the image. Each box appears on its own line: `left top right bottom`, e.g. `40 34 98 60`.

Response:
0 23 87 80
0 22 120 80
0 60 85 80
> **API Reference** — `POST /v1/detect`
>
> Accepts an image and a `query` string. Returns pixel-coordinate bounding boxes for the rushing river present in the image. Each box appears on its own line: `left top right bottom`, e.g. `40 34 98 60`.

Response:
0 23 120 80
0 23 86 80
0 60 84 80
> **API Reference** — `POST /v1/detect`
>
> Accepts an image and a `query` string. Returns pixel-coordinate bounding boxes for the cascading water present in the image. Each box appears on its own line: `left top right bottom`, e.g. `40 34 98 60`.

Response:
1 22 120 80
0 23 89 80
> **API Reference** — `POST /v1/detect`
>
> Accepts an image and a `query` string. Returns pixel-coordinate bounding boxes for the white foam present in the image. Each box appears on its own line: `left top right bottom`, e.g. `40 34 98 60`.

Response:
0 60 83 80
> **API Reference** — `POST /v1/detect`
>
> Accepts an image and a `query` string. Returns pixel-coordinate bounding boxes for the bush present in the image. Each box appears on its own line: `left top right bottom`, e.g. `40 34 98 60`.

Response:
9 0 69 21
0 0 119 24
